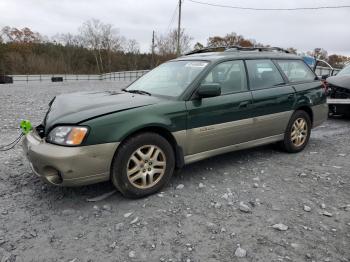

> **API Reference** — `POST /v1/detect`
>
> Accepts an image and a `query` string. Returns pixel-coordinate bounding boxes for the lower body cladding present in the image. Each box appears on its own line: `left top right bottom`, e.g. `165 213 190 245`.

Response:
175 104 328 164
22 131 119 186
312 103 329 127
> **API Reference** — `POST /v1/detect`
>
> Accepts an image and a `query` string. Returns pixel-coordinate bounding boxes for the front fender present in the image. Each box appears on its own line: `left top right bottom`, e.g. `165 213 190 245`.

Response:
81 101 187 146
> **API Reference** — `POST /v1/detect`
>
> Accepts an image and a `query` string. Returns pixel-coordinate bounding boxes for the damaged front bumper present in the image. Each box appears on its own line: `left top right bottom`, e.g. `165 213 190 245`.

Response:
22 130 119 186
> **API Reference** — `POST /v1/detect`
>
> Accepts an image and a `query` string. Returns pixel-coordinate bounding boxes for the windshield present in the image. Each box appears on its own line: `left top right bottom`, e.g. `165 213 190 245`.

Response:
126 60 209 97
338 65 350 76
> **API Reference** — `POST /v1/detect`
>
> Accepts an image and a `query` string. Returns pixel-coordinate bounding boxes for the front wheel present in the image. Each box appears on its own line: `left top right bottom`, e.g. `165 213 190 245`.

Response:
111 132 175 198
279 110 311 153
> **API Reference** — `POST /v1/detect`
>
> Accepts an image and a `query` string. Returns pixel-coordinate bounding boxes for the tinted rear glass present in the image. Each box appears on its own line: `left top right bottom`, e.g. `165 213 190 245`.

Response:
276 60 315 82
246 60 284 90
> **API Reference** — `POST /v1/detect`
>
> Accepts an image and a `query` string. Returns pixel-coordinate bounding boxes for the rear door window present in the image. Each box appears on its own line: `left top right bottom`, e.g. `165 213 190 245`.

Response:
246 60 284 90
276 60 315 82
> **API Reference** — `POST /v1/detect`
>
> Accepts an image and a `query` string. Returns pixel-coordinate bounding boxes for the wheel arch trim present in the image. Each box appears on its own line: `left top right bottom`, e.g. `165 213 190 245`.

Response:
113 125 185 170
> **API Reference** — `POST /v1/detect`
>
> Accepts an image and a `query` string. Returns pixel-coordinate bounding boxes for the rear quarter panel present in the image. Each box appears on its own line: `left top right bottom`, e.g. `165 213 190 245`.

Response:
293 81 328 127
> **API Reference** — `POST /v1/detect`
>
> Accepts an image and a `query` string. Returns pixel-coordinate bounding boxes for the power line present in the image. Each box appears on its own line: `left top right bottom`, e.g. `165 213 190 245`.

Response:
187 0 350 11
166 3 179 33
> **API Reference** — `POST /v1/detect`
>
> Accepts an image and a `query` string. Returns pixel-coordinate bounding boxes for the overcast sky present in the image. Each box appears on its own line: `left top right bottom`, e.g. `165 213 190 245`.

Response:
1 0 350 55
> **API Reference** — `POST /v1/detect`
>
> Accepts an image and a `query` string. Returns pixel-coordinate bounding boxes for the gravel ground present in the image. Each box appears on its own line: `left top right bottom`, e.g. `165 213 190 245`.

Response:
0 82 349 262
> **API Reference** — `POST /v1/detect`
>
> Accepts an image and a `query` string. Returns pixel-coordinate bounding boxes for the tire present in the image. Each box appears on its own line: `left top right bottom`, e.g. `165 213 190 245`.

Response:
111 132 175 198
279 110 311 153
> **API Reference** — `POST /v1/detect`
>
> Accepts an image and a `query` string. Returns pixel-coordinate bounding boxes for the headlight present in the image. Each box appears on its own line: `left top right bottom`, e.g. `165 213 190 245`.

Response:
47 126 88 146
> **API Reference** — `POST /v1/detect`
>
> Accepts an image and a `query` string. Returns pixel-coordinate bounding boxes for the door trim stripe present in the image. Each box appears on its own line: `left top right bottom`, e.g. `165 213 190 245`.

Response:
184 134 284 164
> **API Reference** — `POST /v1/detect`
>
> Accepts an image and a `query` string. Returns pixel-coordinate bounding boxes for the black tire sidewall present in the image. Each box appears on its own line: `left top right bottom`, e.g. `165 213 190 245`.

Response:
282 110 312 153
111 133 175 198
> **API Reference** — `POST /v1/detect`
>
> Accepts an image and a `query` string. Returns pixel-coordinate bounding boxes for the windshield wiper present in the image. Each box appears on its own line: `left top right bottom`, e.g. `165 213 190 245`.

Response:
122 89 152 96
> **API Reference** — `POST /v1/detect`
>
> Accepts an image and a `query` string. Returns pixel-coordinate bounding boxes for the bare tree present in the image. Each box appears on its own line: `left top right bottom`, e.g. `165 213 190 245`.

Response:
79 19 103 73
155 29 192 56
308 48 328 61
52 33 81 46
79 19 124 73
328 54 350 68
100 24 124 72
207 32 255 48
125 39 140 70
0 26 42 43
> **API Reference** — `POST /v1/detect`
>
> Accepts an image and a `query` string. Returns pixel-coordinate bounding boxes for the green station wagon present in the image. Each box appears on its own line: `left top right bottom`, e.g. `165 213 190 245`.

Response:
23 47 328 198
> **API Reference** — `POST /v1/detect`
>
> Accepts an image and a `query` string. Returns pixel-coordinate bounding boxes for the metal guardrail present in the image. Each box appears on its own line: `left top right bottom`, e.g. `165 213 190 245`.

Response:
8 70 150 83
5 66 342 83
101 70 150 81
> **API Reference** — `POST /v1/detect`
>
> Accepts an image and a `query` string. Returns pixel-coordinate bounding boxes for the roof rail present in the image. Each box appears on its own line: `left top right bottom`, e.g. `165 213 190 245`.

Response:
185 46 228 55
185 46 290 56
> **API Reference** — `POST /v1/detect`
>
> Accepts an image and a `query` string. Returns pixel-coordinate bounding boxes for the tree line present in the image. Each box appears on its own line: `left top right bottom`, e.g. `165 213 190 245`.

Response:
0 20 348 75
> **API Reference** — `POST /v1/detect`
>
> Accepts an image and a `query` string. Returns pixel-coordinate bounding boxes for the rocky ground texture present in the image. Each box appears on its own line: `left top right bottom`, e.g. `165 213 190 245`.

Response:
0 81 349 262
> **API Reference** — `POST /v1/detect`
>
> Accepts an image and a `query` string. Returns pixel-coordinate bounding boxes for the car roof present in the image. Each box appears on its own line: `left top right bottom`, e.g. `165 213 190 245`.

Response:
173 51 301 63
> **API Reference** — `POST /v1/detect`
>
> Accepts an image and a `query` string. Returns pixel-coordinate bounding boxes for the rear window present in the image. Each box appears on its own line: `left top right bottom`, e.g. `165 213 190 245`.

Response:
246 60 284 90
276 60 315 82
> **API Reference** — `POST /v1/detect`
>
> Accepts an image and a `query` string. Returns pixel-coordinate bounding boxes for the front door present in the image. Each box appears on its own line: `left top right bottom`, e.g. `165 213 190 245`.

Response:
185 60 255 155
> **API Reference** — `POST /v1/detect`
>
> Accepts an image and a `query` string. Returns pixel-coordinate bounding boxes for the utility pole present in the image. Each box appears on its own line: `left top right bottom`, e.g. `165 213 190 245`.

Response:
151 30 155 68
177 0 182 57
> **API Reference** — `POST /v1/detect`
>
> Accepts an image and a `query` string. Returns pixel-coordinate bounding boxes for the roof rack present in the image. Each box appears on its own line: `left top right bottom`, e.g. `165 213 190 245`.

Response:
185 46 290 56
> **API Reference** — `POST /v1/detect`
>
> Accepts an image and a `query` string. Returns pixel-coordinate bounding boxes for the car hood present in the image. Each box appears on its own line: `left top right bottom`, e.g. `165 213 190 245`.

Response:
327 75 350 89
44 90 163 132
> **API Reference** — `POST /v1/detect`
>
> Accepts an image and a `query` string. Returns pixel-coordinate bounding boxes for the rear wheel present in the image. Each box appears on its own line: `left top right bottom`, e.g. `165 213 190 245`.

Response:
280 110 311 153
111 132 175 198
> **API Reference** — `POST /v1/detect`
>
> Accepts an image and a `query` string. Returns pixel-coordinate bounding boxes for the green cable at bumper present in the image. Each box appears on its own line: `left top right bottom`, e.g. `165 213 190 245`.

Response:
22 131 120 186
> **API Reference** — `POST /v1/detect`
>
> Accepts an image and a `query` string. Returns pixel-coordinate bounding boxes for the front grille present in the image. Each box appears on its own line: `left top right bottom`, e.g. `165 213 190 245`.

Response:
328 84 350 99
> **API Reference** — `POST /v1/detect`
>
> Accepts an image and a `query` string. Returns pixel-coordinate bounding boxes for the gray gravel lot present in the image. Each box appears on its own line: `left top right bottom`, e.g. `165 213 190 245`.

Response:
0 82 349 262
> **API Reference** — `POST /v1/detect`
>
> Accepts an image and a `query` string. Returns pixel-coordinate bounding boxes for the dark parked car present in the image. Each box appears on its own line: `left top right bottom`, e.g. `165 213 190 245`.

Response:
0 75 13 84
327 64 350 116
23 47 328 198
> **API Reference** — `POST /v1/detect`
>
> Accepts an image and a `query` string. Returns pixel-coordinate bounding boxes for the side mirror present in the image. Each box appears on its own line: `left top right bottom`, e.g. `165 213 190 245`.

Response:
197 83 221 98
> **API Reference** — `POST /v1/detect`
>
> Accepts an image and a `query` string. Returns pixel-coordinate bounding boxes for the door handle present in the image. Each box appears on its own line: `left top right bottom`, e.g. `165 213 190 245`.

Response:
239 101 250 108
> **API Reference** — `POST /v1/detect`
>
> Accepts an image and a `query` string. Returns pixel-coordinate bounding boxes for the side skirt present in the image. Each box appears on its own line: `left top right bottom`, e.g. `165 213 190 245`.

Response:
184 134 284 165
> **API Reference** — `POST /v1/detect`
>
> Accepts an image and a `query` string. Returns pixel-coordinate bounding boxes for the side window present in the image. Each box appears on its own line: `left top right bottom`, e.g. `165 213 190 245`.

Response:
202 60 248 94
276 60 316 82
246 60 284 90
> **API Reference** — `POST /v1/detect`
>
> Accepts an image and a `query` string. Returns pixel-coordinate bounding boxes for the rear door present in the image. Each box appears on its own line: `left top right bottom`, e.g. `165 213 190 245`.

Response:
245 59 295 139
185 60 255 155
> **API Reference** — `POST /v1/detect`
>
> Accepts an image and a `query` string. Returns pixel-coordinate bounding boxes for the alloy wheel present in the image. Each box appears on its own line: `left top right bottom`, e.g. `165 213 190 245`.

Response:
126 145 166 189
291 118 308 147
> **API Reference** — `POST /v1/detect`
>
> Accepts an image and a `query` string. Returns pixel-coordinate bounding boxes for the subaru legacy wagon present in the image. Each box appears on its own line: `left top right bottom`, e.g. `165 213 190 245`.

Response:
23 47 328 198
